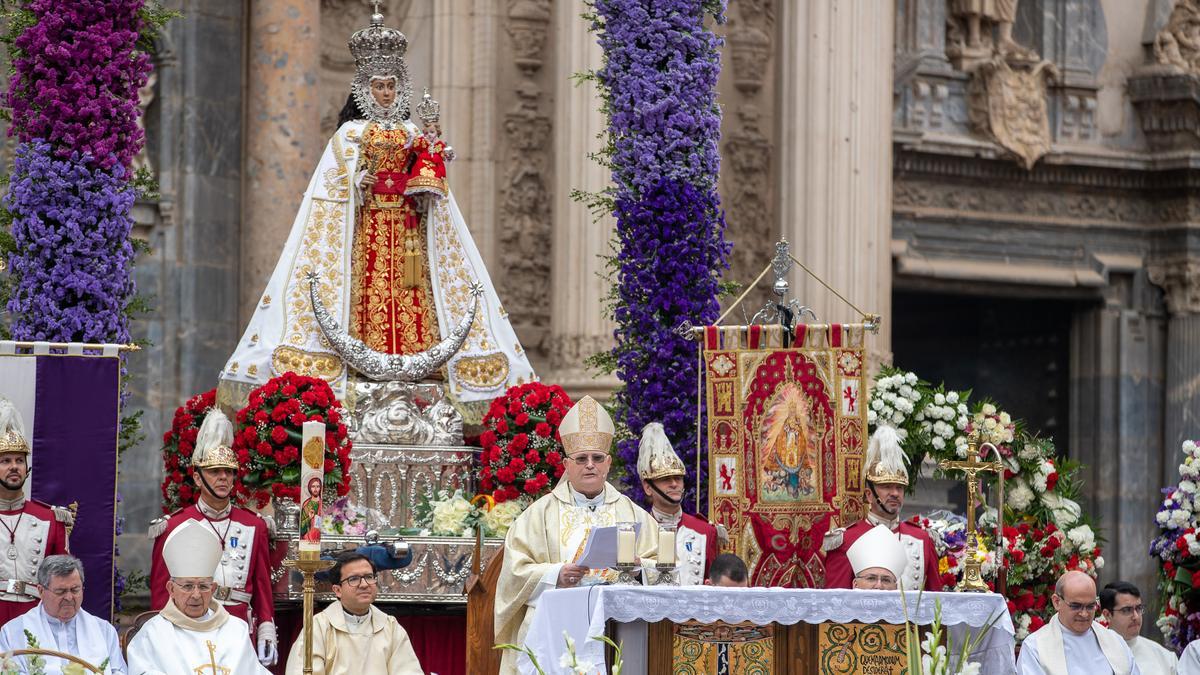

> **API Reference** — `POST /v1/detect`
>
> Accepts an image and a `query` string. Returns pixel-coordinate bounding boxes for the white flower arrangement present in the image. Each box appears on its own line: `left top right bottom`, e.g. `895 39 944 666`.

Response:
1066 524 1096 553
1040 492 1082 531
482 498 526 538
1007 479 1035 511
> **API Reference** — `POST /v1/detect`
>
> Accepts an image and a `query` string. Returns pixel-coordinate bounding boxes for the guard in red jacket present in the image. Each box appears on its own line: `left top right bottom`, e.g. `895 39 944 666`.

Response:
823 426 941 591
637 422 718 585
149 408 278 667
0 399 72 628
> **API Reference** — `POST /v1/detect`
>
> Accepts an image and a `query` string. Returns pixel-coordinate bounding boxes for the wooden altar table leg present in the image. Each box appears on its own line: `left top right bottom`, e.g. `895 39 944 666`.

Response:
777 622 817 674
646 620 673 675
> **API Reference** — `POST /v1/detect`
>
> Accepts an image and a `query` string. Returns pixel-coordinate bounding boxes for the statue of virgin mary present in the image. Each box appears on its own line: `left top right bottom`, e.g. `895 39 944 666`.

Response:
218 8 535 408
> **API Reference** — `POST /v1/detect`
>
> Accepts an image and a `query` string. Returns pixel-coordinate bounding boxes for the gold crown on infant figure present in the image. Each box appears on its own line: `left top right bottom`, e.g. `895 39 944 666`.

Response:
191 408 239 471
0 398 29 455
559 396 615 456
636 422 685 481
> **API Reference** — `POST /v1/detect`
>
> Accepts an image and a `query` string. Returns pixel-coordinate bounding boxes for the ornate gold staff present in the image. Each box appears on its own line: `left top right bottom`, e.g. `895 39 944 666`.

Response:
284 550 335 675
938 434 1003 593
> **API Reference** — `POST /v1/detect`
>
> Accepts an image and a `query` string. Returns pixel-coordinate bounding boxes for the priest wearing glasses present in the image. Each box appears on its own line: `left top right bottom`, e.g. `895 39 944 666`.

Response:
494 396 658 675
1017 570 1140 675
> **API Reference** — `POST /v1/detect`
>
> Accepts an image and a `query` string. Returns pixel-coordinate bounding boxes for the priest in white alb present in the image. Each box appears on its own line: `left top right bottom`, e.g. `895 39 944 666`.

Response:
494 395 659 675
127 521 268 675
1017 570 1141 675
0 555 126 674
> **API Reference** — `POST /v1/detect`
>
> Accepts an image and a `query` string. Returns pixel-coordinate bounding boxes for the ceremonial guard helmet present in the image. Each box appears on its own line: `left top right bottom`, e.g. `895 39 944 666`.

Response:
559 396 615 456
0 398 29 455
191 408 238 471
162 520 222 578
348 4 412 122
862 425 908 487
846 524 910 581
636 423 686 481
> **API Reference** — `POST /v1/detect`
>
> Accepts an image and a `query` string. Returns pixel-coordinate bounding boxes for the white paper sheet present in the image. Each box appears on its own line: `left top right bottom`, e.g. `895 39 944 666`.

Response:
575 523 642 569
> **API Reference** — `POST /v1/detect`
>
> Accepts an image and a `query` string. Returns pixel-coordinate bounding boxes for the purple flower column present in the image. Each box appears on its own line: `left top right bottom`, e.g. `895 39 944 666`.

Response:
593 0 730 508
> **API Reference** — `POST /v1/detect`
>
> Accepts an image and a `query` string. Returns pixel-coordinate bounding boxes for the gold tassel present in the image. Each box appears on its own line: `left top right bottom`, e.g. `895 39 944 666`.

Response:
402 234 422 289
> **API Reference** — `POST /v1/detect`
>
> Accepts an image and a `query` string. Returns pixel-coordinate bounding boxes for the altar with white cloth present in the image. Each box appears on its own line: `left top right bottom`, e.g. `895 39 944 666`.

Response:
521 586 1016 674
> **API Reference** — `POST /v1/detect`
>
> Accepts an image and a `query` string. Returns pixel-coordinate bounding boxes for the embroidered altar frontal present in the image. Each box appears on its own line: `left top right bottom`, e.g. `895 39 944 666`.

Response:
703 323 869 587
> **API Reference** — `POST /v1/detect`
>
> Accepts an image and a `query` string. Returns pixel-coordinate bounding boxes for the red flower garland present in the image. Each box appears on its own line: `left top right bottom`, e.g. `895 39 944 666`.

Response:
233 372 352 509
477 383 572 503
159 388 216 513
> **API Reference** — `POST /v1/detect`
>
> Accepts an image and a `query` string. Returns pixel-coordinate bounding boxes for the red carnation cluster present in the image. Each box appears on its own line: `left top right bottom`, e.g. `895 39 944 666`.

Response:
159 388 217 513
477 383 572 503
233 372 352 509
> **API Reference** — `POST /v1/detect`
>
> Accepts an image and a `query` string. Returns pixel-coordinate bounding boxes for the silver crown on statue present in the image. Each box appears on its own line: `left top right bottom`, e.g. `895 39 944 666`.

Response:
416 88 440 126
348 1 409 78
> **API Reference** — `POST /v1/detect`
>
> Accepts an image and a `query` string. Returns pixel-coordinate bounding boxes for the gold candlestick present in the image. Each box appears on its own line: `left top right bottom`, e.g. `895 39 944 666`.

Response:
284 551 335 675
938 434 1003 593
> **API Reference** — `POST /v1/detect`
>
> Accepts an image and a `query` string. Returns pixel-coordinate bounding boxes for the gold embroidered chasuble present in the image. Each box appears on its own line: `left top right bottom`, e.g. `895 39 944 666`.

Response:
495 480 659 675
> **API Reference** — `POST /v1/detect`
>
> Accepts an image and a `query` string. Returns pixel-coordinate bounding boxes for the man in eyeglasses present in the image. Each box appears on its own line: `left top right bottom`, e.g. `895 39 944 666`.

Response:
0 554 126 674
495 396 659 675
1017 570 1141 674
1100 581 1175 674
284 552 422 675
127 520 267 674
846 524 908 592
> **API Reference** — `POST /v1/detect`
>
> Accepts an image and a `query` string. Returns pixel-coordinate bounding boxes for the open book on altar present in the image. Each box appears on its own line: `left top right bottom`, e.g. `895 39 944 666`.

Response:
519 586 1017 675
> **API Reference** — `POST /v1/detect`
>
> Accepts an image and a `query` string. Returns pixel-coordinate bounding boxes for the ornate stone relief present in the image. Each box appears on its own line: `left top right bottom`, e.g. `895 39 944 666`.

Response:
946 0 1037 72
499 0 553 343
1149 261 1200 316
721 0 775 292
1154 0 1200 74
966 58 1059 170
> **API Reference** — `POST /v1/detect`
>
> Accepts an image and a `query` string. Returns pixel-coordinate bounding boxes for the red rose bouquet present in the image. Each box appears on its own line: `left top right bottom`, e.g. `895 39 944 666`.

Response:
477 382 573 503
160 388 217 513
233 372 352 508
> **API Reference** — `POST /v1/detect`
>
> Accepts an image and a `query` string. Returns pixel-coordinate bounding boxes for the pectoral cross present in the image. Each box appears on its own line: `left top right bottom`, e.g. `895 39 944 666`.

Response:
192 641 231 675
937 435 1002 592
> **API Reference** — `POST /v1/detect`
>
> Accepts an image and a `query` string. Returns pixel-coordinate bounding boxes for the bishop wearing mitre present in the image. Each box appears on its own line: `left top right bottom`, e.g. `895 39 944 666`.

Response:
127 521 267 675
495 396 659 675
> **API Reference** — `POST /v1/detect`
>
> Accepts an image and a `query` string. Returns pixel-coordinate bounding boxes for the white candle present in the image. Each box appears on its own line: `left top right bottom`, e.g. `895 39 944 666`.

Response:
616 526 636 565
299 421 326 555
658 528 676 566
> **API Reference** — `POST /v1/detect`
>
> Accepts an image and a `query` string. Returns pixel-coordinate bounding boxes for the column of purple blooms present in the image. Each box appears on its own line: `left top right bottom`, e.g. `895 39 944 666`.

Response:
3 0 161 608
588 0 731 509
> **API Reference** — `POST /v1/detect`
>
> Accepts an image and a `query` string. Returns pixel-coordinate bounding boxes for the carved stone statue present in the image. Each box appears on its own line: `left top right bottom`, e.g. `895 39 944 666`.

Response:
948 0 1037 71
1154 0 1200 74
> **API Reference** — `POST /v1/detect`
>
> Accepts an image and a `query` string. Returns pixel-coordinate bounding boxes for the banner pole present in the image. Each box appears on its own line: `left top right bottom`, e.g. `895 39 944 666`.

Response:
696 337 703 517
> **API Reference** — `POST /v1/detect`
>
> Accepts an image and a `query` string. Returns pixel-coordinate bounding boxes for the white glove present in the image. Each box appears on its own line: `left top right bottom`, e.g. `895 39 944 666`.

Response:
257 621 278 667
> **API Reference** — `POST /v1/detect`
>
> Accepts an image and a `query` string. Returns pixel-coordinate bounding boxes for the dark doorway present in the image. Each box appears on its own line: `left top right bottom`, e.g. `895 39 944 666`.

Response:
891 291 1075 454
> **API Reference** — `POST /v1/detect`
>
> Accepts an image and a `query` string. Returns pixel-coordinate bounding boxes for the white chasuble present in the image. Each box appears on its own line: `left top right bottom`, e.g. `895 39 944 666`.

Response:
0 605 126 674
1016 616 1139 675
284 602 422 675
1129 636 1177 675
126 603 267 675
495 481 659 675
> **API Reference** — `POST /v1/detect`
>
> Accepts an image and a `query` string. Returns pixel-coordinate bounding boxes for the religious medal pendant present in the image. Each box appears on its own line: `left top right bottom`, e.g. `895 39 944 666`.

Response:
6 544 17 560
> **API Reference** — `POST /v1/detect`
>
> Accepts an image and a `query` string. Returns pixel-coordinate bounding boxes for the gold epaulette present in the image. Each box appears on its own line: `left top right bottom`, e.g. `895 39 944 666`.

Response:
50 504 75 527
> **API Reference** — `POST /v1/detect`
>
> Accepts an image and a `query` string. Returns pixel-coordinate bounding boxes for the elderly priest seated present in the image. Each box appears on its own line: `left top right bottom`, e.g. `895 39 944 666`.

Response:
127 521 267 675
0 555 126 674
1017 570 1140 675
495 395 659 675
846 524 908 591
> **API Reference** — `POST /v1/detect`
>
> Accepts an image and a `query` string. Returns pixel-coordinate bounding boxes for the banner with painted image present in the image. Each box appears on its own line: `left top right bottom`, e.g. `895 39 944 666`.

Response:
0 344 121 619
704 323 869 588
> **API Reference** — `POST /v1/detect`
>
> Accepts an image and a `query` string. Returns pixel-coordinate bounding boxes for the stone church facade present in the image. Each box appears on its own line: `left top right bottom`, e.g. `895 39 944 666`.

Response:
4 0 1191 605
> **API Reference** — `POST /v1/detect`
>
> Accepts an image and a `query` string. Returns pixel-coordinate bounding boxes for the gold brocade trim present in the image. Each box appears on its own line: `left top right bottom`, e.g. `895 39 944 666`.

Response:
322 134 350 200
562 431 613 456
283 199 346 349
271 346 344 381
406 175 447 195
451 353 510 391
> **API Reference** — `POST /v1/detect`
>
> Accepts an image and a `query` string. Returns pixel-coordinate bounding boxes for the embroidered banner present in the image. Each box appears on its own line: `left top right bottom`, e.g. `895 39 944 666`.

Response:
704 324 868 588
0 345 121 619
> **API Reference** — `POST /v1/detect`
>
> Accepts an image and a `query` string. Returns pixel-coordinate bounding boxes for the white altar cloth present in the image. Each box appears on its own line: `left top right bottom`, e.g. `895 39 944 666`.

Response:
521 586 1016 675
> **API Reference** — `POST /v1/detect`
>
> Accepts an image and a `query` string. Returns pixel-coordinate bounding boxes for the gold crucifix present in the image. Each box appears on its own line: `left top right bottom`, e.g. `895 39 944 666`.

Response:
938 435 1002 592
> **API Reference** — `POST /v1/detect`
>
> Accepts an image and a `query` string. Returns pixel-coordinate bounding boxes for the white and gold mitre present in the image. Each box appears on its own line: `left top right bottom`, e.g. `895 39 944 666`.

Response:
637 422 685 481
863 425 908 486
559 396 614 456
847 524 909 580
163 520 222 579
191 408 238 471
0 398 29 456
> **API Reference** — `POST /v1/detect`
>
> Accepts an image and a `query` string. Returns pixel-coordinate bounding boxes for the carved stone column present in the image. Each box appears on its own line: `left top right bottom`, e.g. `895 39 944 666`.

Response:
777 1 894 360
545 4 619 399
1150 260 1200 450
242 0 323 321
